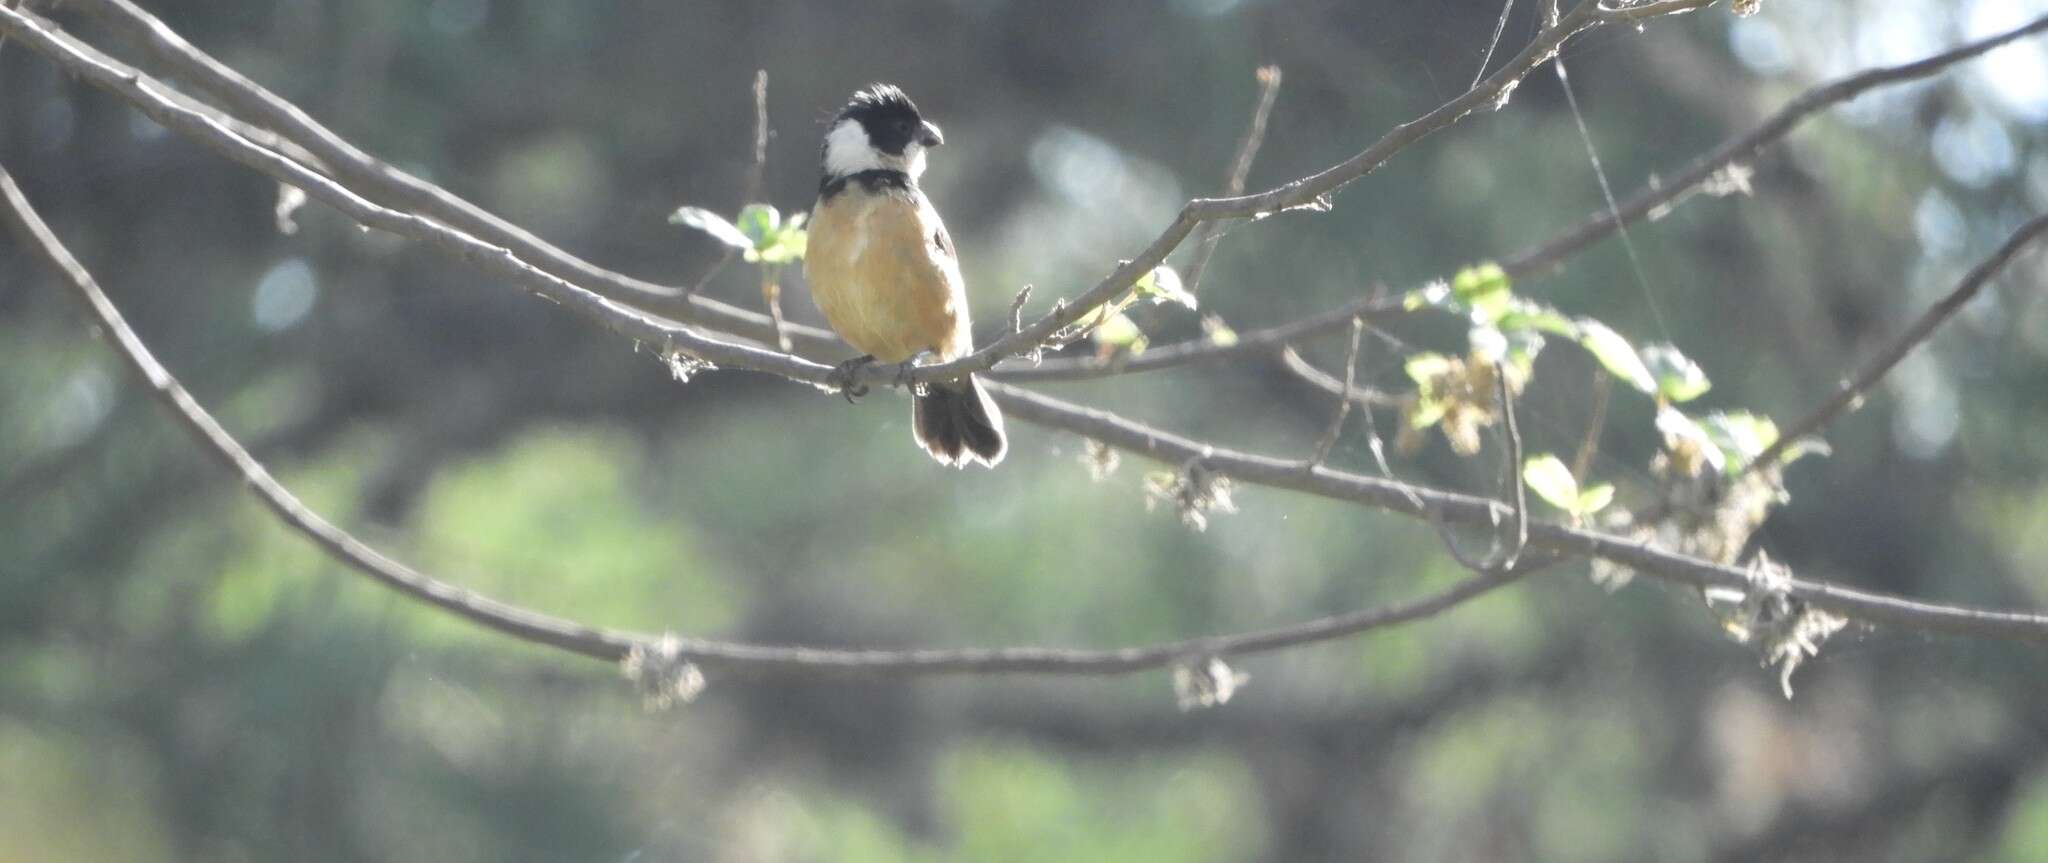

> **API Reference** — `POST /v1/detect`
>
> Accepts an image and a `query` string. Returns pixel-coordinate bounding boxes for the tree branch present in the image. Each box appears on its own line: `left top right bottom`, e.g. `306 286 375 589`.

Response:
1503 9 2048 277
63 0 840 351
0 165 1546 677
1003 7 2048 386
1744 213 2048 474
13 0 2048 689
1182 64 1283 295
993 293 1407 382
685 68 773 295
33 0 1698 389
988 382 2048 642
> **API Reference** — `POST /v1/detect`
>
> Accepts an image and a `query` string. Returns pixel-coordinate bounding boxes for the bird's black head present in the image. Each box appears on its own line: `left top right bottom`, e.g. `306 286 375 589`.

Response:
833 84 943 156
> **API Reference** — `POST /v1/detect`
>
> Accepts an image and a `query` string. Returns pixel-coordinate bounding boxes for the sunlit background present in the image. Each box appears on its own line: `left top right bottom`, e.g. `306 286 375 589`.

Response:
6 0 2048 860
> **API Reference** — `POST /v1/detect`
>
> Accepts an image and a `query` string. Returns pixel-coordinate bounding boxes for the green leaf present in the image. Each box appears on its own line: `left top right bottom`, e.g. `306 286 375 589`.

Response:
751 225 808 264
668 206 753 250
1576 319 1657 394
1496 300 1579 337
1135 265 1197 310
1640 343 1711 403
1453 264 1513 324
735 203 781 245
1700 411 1778 471
1452 262 1510 302
1522 455 1580 512
1576 483 1616 516
1468 291 1513 325
1093 311 1148 354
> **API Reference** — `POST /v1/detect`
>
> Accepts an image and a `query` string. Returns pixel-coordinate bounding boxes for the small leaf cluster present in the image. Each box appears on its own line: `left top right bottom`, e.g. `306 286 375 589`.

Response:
1521 454 1613 523
1087 266 1213 359
669 202 809 265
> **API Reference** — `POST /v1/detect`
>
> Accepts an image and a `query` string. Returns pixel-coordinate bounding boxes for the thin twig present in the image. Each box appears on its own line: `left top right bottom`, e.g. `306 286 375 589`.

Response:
1184 65 1282 294
1277 346 1404 408
997 294 1406 382
687 68 772 297
1503 10 2048 277
1006 14 2048 385
1570 368 1610 484
1743 213 2048 475
1492 362 1529 569
1305 316 1365 468
1470 0 1516 88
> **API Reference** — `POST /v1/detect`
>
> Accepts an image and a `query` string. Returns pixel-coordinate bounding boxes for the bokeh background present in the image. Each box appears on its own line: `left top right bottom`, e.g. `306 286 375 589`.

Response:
6 0 2048 860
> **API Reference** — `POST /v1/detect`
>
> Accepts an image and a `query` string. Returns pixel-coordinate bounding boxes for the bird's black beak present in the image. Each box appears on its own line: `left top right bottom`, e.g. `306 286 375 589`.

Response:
919 121 944 148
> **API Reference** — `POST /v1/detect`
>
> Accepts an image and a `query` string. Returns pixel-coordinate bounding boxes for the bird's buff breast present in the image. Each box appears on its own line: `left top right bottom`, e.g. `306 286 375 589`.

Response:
805 192 965 364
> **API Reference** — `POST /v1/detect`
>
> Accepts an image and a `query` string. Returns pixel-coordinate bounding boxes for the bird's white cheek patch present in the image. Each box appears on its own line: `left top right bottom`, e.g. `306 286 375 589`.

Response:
824 119 882 177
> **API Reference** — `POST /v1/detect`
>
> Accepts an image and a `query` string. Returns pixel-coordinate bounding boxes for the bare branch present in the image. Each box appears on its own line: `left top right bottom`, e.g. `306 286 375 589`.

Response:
1743 213 2048 475
0 165 638 665
988 382 2048 642
1569 368 1610 483
686 68 773 296
0 8 843 385
64 0 839 351
1504 10 2048 277
1278 346 1404 408
996 294 1406 383
1470 0 1516 88
1493 363 1529 569
1008 12 2048 386
1304 317 1366 468
44 0 1712 392
1183 64 1283 294
881 0 1710 387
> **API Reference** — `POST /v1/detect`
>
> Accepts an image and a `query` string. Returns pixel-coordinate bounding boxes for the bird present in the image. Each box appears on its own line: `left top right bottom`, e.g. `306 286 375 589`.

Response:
804 84 1007 468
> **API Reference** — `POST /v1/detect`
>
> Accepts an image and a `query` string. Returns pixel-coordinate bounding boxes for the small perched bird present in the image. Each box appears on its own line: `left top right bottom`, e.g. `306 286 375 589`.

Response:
805 84 1007 468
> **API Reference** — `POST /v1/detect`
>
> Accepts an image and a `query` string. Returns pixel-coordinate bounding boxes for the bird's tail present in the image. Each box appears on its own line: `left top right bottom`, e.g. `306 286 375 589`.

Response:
911 375 1007 468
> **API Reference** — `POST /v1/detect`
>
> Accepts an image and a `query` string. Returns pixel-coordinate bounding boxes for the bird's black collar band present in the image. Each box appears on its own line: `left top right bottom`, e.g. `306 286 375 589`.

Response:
820 169 912 199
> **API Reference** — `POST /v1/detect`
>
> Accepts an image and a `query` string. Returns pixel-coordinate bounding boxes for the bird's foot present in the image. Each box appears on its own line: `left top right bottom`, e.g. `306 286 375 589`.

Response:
828 355 875 403
896 349 938 395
